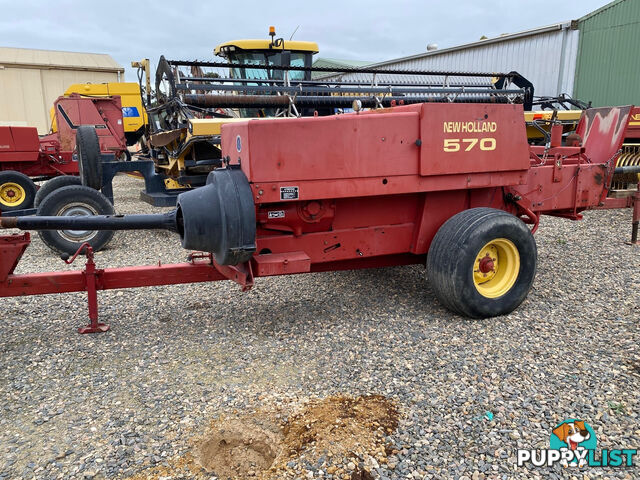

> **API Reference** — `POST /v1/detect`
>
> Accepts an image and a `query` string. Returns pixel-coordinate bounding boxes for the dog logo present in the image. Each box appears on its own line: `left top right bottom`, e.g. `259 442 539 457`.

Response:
550 419 597 467
518 419 636 468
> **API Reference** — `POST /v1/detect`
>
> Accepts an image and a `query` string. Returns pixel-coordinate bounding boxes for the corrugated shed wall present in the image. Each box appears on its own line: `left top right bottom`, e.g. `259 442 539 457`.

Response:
0 68 119 133
0 48 122 134
321 25 579 99
574 0 640 107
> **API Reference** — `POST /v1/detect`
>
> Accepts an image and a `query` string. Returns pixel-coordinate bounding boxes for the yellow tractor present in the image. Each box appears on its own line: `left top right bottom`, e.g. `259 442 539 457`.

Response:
214 27 319 117
215 27 319 80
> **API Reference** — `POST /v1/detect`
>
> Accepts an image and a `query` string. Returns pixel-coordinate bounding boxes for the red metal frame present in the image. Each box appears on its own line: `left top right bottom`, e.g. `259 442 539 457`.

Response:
0 103 638 332
0 238 421 332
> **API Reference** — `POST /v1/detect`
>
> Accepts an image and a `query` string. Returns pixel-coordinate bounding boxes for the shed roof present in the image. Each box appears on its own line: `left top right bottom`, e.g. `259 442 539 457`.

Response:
0 46 123 72
311 58 374 79
351 22 574 70
312 58 373 69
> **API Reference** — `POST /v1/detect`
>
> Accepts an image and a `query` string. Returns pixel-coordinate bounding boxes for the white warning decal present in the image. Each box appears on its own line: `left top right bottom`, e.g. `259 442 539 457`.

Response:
280 186 299 200
268 210 285 219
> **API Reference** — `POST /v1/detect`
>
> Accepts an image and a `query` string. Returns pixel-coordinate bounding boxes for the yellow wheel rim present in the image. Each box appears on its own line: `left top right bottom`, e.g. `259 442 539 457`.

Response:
0 182 26 207
473 238 520 298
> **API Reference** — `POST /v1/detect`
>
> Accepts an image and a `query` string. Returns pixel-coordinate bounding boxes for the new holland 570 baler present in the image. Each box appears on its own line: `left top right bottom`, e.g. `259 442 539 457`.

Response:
0 102 637 332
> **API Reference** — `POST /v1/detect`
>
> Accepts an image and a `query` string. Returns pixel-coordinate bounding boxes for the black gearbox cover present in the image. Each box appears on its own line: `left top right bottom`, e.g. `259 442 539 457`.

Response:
176 167 256 265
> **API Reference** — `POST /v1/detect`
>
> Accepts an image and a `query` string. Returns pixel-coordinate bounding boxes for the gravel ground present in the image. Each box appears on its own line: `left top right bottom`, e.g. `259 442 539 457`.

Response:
1 174 639 480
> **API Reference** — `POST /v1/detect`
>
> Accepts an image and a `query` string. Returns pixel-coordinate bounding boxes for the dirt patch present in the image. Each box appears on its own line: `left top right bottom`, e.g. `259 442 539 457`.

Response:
196 394 398 479
196 417 283 479
127 394 398 480
280 394 398 459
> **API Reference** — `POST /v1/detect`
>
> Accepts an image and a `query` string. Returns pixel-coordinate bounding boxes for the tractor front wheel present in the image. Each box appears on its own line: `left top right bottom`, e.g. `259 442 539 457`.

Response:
427 207 537 318
0 170 37 212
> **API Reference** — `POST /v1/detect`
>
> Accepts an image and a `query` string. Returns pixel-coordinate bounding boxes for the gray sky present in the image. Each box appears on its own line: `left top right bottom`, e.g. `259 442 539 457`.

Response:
1 0 609 80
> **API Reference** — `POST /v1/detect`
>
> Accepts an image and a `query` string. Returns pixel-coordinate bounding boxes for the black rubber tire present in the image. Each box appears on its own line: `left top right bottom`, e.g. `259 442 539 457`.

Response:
34 175 82 208
36 185 115 255
0 170 37 212
119 149 132 162
427 207 537 318
76 125 103 190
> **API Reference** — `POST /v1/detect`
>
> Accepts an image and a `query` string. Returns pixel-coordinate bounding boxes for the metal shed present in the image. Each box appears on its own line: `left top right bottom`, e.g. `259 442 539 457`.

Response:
0 47 124 134
311 58 373 78
319 23 580 99
574 0 640 107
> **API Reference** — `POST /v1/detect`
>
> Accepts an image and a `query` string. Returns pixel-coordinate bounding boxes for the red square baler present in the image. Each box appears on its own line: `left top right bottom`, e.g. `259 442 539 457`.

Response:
0 103 636 332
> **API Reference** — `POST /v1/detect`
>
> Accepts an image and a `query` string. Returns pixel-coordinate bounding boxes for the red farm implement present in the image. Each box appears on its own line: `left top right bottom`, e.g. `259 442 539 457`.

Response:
0 94 127 212
0 102 638 332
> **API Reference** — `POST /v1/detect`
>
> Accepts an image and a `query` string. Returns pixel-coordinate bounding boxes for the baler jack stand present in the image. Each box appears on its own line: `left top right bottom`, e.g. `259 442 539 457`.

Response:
62 243 109 334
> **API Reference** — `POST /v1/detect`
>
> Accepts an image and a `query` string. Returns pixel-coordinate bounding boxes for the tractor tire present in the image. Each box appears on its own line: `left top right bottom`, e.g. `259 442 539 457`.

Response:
36 185 115 256
76 125 103 190
34 175 81 208
427 207 537 318
0 170 37 212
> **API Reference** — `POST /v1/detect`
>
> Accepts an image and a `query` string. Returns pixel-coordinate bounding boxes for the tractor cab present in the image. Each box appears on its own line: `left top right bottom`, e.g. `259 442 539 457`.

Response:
214 27 319 84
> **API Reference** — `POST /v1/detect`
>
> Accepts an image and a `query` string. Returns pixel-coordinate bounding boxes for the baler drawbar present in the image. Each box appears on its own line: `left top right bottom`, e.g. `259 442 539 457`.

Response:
0 102 637 333
0 213 178 232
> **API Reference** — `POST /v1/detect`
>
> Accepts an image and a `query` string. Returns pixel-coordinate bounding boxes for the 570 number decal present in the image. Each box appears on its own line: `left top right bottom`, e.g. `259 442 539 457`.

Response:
443 137 496 152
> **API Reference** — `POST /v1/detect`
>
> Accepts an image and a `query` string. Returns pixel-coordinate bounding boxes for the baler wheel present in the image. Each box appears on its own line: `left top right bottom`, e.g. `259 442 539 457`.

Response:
76 126 103 190
427 208 537 318
36 185 115 255
34 175 82 208
0 171 36 212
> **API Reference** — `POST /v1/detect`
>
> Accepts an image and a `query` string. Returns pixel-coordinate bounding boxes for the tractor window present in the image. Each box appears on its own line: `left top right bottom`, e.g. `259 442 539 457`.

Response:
288 53 306 81
229 51 310 82
230 52 273 81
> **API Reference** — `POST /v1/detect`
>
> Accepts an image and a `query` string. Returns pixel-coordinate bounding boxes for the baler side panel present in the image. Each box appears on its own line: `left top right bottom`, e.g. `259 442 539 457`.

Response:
419 103 530 176
255 194 422 262
256 223 416 264
229 113 420 183
330 194 420 230
0 127 40 163
221 104 534 268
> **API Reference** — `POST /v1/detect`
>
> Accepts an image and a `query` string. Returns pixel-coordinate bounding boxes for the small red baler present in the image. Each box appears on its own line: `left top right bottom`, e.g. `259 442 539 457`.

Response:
0 102 637 332
0 94 127 212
